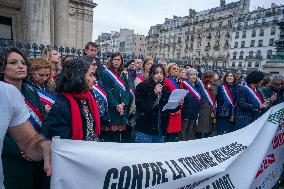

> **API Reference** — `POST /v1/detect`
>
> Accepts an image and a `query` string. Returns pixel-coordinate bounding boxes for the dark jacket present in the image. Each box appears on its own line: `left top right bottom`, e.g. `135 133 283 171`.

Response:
261 85 284 107
100 70 131 125
181 84 200 120
216 84 237 118
235 85 264 129
43 95 93 140
135 78 177 136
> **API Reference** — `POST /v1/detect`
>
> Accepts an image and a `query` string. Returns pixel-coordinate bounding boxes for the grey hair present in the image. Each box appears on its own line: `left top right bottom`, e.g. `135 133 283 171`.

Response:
186 68 198 78
271 74 284 83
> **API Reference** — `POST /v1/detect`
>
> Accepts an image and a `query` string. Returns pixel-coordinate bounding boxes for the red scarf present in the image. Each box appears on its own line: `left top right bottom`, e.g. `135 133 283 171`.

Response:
62 91 100 140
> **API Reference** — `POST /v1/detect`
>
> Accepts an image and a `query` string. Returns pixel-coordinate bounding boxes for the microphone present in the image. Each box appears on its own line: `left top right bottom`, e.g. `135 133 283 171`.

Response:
156 78 163 84
156 79 163 98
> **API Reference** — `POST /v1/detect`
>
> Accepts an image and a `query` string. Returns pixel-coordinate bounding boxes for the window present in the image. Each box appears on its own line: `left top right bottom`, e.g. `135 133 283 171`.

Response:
248 51 253 58
233 52 237 59
250 40 255 47
241 41 245 48
271 27 276 35
0 16 13 40
228 20 232 27
242 31 246 38
262 18 266 24
216 31 220 38
267 50 272 59
238 62 242 67
232 62 235 67
252 30 256 37
224 40 229 48
239 51 244 59
218 22 222 27
235 32 239 39
258 40 263 47
255 62 260 67
254 20 258 25
207 33 212 39
244 22 248 29
259 29 264 36
234 42 238 48
248 62 252 67
269 39 274 46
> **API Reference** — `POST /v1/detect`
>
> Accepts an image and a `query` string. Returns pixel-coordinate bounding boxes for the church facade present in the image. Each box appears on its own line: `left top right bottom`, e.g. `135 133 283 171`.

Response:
0 0 96 49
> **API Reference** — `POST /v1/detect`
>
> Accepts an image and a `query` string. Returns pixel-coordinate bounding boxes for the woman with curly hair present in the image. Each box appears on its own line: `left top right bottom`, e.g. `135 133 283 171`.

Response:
41 47 61 79
235 71 269 130
26 58 56 113
43 57 100 141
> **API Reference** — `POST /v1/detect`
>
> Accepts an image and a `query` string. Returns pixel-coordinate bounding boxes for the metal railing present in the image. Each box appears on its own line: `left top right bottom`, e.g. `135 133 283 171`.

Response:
0 38 84 58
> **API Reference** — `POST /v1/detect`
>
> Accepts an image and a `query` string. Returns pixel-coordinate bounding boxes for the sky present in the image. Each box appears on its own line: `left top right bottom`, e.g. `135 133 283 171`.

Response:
92 0 283 40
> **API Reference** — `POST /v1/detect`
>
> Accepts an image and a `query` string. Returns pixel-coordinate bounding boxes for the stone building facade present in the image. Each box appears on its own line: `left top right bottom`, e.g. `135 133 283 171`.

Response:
146 0 250 66
229 4 284 71
0 0 96 49
133 34 146 58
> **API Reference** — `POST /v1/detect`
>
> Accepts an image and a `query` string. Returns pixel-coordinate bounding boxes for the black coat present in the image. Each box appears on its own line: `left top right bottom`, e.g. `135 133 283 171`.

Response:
216 84 237 117
135 78 173 136
181 84 200 120
42 95 90 140
234 85 264 129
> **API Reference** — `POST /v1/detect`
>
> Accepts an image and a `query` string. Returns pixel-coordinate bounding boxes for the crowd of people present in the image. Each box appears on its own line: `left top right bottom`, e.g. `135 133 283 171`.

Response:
0 41 284 188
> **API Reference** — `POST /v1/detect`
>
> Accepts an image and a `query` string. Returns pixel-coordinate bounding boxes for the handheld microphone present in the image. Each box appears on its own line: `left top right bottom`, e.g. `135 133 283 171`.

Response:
156 79 163 98
157 79 163 84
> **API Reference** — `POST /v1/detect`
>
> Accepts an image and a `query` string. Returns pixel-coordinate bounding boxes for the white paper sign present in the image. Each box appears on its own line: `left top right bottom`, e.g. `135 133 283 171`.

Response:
162 89 188 111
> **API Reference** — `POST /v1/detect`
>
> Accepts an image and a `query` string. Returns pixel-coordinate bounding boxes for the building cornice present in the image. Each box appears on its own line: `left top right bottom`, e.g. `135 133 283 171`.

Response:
0 2 20 11
69 0 97 8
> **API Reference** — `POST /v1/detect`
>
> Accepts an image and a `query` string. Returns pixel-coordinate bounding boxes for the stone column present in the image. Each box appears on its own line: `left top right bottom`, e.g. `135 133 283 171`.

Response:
54 0 69 47
22 0 51 45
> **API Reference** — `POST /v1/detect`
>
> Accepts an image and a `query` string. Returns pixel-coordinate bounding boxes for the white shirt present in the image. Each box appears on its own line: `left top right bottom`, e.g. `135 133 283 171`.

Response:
0 82 29 188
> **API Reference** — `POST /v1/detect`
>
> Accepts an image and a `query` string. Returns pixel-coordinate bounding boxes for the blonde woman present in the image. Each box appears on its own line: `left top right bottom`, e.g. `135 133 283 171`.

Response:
42 48 61 79
164 63 182 142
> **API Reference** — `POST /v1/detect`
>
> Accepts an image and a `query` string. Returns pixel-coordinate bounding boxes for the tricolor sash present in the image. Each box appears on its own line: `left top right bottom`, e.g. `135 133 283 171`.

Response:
24 99 44 129
92 84 108 106
220 84 235 119
25 83 56 107
135 74 145 83
102 65 126 92
164 76 180 92
130 86 135 97
220 84 234 107
197 80 216 115
181 80 201 102
243 84 264 107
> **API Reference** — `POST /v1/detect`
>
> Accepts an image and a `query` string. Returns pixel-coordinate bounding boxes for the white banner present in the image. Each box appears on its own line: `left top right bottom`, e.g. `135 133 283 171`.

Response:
51 103 284 189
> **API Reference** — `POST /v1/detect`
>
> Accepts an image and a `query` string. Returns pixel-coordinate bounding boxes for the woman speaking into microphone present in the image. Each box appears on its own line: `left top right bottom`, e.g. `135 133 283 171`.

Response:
134 64 182 143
